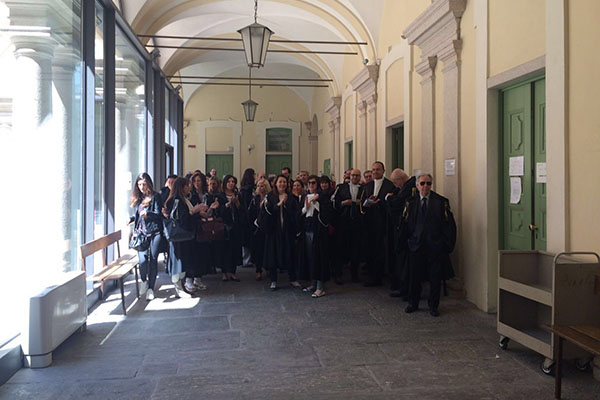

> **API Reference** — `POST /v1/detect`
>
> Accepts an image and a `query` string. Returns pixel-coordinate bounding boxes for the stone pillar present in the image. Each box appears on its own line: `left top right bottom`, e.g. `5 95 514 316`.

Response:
305 121 318 175
324 97 341 176
366 94 378 165
415 56 437 176
356 100 368 172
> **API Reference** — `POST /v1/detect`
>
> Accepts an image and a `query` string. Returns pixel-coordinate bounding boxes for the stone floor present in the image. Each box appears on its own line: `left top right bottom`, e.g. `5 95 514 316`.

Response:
1 265 599 400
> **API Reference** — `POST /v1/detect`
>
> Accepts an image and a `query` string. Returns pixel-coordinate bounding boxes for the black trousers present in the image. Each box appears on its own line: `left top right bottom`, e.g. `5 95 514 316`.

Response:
138 233 162 290
408 248 442 310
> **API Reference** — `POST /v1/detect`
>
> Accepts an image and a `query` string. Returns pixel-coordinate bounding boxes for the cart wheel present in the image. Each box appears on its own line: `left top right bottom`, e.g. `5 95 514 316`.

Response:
575 358 592 372
499 336 509 350
541 358 555 376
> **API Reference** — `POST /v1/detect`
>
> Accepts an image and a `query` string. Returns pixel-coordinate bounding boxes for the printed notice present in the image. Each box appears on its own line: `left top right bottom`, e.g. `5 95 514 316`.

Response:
536 162 547 183
445 159 456 176
509 156 524 176
510 177 521 204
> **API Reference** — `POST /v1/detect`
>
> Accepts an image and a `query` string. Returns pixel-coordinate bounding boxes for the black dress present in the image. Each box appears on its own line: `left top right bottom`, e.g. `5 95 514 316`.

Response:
221 193 244 275
298 193 332 283
239 184 254 248
203 192 227 273
247 194 266 274
189 190 212 278
165 196 195 276
260 192 299 283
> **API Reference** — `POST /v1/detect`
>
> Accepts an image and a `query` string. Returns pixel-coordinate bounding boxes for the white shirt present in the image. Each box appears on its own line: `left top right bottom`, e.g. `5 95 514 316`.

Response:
302 193 320 217
373 178 384 197
349 183 359 201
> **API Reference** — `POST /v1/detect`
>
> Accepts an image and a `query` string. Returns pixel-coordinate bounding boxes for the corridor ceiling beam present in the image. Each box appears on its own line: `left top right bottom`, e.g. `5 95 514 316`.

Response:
166 75 333 82
137 34 367 46
145 44 357 55
168 82 329 88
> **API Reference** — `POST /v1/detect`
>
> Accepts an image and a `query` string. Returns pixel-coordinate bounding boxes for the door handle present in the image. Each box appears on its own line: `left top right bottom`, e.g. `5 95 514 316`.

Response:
529 224 538 231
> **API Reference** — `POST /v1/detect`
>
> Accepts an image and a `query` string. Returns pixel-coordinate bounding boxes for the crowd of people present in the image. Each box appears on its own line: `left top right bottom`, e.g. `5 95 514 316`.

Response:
129 161 456 316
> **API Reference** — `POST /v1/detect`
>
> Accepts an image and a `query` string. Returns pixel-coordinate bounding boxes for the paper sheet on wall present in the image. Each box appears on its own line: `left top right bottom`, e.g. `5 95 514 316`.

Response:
510 177 521 204
445 159 456 176
509 156 524 176
536 162 547 183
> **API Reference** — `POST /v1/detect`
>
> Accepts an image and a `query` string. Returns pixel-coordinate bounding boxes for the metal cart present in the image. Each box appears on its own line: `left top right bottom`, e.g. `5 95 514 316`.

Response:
497 251 600 374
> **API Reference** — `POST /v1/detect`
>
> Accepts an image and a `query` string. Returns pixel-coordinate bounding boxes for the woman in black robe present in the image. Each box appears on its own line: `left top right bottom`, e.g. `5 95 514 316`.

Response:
260 174 302 290
204 176 227 276
239 168 256 267
247 178 271 280
221 175 244 281
187 172 210 291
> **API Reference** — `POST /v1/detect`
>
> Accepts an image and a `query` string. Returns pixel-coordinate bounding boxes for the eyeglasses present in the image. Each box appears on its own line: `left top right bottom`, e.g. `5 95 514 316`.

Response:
419 181 433 186
350 174 361 177
308 181 317 184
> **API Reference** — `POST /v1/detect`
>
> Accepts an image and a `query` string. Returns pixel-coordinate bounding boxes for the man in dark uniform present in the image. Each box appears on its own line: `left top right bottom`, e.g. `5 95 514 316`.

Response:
402 173 456 317
333 168 365 283
363 161 395 286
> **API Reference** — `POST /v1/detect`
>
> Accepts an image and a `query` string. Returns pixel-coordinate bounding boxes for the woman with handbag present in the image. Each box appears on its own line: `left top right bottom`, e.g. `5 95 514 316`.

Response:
129 173 163 301
248 178 271 281
239 168 256 267
260 174 302 291
165 177 204 298
221 175 244 282
187 172 210 292
205 176 227 276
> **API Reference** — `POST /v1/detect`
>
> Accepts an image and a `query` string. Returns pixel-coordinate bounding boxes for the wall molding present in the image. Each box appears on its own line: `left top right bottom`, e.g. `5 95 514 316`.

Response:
194 120 242 177
255 120 301 175
487 55 546 89
386 115 405 128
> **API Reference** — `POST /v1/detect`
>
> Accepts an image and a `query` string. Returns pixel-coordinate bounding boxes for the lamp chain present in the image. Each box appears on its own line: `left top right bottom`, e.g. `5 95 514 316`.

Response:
254 0 258 23
249 67 252 99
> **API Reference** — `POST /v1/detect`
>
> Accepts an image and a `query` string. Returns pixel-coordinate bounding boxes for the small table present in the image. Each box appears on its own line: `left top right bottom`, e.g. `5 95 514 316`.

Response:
543 325 600 399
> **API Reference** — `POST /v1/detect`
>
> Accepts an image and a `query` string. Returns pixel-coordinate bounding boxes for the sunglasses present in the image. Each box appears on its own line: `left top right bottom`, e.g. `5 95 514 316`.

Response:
308 181 317 184
419 181 433 186
350 174 361 177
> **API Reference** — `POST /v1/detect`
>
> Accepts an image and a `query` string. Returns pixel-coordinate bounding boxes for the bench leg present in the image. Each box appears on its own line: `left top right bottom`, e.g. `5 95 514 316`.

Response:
134 265 140 299
555 336 563 399
119 278 127 315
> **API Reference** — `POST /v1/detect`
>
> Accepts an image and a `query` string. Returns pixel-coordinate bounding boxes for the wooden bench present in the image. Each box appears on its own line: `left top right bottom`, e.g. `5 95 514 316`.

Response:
80 230 140 315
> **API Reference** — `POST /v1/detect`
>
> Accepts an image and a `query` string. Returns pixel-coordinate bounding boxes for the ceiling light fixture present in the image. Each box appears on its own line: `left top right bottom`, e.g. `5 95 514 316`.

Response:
237 0 273 68
241 67 258 121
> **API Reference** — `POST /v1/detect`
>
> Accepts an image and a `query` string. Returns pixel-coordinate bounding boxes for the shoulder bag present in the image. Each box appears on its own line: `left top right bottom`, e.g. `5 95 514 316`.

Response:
164 199 195 242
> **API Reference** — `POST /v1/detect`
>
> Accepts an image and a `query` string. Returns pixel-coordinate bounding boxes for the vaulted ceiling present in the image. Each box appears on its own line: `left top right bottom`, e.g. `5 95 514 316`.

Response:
119 0 385 104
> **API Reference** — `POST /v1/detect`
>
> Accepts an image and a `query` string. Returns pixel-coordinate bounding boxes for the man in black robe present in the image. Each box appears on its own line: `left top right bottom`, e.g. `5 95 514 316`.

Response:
362 161 396 286
401 173 456 317
333 168 365 283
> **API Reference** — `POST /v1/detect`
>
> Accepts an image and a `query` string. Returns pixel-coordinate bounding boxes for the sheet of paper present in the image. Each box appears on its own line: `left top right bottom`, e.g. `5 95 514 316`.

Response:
444 159 456 176
510 177 521 204
536 162 547 183
509 156 524 176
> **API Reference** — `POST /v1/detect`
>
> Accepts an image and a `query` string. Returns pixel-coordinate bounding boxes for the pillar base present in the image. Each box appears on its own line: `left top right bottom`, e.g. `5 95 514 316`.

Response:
24 352 52 368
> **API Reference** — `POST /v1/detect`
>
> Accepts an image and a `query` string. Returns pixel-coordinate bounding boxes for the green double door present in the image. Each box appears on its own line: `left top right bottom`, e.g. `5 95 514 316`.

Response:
266 155 292 177
501 78 546 250
206 154 233 180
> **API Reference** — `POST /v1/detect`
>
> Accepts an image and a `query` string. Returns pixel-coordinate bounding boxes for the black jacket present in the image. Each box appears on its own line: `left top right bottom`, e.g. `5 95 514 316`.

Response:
333 182 365 222
131 192 163 235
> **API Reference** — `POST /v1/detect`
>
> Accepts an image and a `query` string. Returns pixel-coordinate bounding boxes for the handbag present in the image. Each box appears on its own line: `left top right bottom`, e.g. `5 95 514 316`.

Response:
129 229 151 252
164 199 195 242
196 216 225 243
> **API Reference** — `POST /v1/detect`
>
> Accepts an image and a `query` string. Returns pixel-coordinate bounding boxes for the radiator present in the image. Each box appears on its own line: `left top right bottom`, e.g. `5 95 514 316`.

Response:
22 271 87 368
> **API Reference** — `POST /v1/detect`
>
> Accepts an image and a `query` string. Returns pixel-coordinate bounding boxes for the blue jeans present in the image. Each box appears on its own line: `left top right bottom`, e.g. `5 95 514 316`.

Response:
138 233 162 290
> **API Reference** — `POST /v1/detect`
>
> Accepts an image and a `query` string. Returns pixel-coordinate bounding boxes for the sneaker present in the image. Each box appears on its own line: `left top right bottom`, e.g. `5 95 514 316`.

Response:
146 288 154 301
140 280 148 295
269 281 277 291
174 280 191 298
193 278 207 290
184 279 197 293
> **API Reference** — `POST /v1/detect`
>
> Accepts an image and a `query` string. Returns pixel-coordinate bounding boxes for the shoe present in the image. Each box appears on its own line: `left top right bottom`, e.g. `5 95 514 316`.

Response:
230 276 241 282
255 273 262 281
174 280 191 298
312 290 326 298
193 278 207 290
269 281 277 291
363 280 383 287
146 288 154 301
429 309 440 317
184 279 197 293
405 305 418 313
290 281 302 288
140 280 148 295
302 286 315 293
222 276 229 282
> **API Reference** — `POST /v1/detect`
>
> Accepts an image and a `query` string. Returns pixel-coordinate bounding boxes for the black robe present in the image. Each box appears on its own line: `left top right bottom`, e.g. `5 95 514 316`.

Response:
298 192 332 283
247 194 266 271
221 192 244 273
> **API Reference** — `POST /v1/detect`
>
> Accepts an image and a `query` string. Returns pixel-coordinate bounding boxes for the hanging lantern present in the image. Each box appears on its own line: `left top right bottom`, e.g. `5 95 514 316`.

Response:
242 98 258 122
237 0 273 68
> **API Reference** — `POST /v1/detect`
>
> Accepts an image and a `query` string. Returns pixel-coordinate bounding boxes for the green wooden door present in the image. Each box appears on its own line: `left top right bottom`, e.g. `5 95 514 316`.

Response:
266 155 292 177
206 154 233 179
323 159 331 177
533 79 547 250
391 124 404 169
345 141 353 169
500 77 546 250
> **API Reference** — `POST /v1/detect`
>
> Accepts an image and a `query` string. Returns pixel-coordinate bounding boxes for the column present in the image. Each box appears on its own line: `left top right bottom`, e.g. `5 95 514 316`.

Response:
305 121 318 175
415 56 437 175
357 100 368 172
324 96 341 176
366 94 378 164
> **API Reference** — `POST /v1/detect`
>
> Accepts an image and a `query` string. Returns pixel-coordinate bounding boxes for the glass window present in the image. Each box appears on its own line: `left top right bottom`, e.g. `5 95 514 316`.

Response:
266 128 292 152
114 25 146 250
94 1 106 242
164 86 170 144
0 0 84 345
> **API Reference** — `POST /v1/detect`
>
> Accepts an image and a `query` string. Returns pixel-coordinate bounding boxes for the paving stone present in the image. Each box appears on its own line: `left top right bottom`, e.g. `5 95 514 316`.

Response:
313 342 388 366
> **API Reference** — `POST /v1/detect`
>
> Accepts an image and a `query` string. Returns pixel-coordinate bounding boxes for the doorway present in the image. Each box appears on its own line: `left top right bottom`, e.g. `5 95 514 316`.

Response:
206 154 233 180
500 77 546 250
391 123 404 170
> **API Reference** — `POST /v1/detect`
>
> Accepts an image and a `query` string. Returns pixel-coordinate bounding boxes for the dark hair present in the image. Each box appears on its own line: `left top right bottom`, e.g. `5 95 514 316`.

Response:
372 161 385 171
131 172 154 207
191 172 208 194
307 174 319 183
223 175 238 193
241 168 256 187
167 174 178 180
318 175 332 194
282 167 291 174
185 172 193 180
273 174 290 196
166 177 189 204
